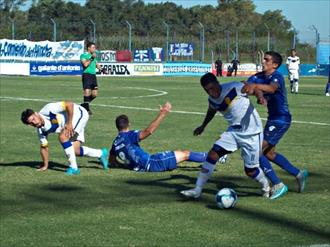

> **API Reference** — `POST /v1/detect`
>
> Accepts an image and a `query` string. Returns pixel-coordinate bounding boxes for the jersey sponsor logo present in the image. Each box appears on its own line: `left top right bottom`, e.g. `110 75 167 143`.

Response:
268 126 276 131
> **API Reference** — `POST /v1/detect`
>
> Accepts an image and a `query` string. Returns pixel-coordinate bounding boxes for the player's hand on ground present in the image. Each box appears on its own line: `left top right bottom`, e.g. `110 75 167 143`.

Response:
64 123 74 138
160 102 172 114
193 126 204 136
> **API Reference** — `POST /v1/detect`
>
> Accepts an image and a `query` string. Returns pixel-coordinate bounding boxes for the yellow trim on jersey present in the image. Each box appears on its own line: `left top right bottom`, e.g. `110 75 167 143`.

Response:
222 96 238 113
56 114 62 126
61 101 66 111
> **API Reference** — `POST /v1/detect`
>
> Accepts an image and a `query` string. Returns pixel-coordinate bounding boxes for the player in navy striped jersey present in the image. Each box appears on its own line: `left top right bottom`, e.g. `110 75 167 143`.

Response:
21 101 108 175
181 73 271 199
242 51 308 198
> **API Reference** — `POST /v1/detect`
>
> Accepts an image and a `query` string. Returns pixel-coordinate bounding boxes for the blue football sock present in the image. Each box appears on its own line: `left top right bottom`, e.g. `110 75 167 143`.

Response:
325 82 330 94
272 153 300 177
259 155 282 185
188 152 207 163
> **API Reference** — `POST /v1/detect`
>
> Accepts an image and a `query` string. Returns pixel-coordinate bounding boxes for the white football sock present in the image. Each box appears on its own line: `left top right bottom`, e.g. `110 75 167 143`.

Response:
196 161 216 189
64 145 78 169
295 81 299 93
82 146 102 158
253 168 269 189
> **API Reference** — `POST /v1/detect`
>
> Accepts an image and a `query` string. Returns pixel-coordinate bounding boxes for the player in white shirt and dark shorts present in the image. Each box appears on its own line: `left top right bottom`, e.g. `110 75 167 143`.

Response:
21 101 108 175
181 73 271 200
286 49 300 94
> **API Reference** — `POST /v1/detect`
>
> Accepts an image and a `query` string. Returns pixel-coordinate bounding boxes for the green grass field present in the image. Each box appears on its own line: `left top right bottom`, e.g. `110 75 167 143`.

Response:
1 75 330 247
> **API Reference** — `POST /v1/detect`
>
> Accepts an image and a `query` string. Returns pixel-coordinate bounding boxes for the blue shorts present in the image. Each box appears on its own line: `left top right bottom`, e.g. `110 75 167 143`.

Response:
148 151 177 172
264 120 291 146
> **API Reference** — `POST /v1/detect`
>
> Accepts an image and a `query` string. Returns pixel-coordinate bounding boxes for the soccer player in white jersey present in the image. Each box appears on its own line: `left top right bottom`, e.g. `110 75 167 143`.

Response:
181 73 270 199
21 101 108 175
286 49 300 94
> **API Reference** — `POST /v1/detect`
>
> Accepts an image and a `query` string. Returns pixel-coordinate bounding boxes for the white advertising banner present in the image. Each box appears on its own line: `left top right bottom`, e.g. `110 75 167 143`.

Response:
98 63 164 76
0 39 84 61
0 62 30 75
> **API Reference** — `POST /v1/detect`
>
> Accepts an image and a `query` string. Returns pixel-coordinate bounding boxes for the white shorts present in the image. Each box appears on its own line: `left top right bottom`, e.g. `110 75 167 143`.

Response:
72 106 89 143
289 70 299 81
214 131 263 168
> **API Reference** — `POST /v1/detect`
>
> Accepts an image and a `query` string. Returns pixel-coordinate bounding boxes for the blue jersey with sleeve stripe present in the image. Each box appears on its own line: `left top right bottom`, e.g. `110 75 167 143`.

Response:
247 70 291 122
110 130 150 171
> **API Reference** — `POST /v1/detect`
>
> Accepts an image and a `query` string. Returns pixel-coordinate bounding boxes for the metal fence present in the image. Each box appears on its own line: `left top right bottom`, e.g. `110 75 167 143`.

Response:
1 17 325 64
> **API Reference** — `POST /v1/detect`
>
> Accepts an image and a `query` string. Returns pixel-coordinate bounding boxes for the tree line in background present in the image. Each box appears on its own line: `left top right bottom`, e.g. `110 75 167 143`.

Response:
0 0 316 63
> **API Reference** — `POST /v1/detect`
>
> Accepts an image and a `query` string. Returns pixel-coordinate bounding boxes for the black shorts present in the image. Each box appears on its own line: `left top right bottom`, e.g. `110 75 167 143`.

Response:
82 73 98 90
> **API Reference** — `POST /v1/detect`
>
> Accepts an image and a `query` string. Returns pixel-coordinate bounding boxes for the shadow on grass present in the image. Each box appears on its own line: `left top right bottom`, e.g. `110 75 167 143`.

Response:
207 205 330 241
0 161 67 171
1 168 329 242
126 174 261 199
0 160 105 171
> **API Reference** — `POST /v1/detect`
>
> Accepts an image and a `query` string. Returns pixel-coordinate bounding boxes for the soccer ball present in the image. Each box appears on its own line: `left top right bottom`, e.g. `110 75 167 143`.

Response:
215 188 237 209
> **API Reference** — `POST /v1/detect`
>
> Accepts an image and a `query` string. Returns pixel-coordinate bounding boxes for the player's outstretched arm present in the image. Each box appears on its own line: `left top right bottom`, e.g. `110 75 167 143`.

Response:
139 102 172 140
38 146 49 171
193 106 217 136
241 82 278 95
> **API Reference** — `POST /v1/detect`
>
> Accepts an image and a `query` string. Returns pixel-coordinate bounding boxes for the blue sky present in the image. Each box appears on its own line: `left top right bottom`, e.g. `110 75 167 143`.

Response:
22 0 329 43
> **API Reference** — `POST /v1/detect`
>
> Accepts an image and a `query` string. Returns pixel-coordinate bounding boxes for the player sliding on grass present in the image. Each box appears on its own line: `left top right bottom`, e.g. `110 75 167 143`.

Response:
108 102 215 172
181 73 271 199
21 101 108 175
242 51 308 197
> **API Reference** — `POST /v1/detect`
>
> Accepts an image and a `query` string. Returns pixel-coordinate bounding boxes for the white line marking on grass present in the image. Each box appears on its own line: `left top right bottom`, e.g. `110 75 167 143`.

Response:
1 96 330 126
85 87 168 99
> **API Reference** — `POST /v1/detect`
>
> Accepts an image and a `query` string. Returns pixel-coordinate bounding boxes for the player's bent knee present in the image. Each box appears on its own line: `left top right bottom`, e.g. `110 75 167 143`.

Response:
211 144 231 159
174 150 189 163
265 151 276 161
244 167 258 178
58 133 68 143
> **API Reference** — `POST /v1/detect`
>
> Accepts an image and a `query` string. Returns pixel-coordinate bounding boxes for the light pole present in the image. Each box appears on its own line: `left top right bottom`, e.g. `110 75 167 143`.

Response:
292 28 297 49
310 25 320 65
90 19 96 43
198 22 204 62
264 23 270 51
125 20 132 52
226 30 230 62
163 21 169 62
235 29 238 59
9 18 15 39
50 18 56 41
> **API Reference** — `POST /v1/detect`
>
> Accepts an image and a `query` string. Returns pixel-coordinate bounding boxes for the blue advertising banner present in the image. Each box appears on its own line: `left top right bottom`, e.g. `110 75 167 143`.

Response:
317 43 330 65
277 64 328 76
149 47 164 62
163 63 211 76
30 62 83 75
169 43 194 56
133 49 150 62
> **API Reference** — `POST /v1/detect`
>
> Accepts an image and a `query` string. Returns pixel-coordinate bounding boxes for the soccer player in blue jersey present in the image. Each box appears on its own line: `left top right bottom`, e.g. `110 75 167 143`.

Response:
242 51 308 198
108 102 208 172
21 101 108 175
181 73 271 199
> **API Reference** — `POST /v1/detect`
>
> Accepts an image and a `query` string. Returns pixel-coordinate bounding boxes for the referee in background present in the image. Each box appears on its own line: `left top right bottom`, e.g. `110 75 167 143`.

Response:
80 42 104 115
